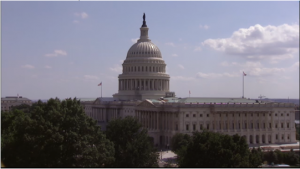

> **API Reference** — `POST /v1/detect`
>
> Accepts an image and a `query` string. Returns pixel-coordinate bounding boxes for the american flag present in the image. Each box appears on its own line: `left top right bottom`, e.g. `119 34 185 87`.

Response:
98 82 102 86
243 72 247 76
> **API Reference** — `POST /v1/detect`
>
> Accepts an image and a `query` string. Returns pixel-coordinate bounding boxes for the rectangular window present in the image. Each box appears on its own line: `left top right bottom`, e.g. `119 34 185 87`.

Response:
281 114 283 116
233 114 234 117
269 114 271 116
245 114 247 117
193 124 196 131
281 123 283 128
186 124 189 131
263 114 265 117
239 123 240 129
200 124 203 130
207 124 209 130
263 123 266 129
287 114 289 116
276 134 278 140
219 114 221 117
251 114 253 117
251 123 253 129
275 114 277 116
245 123 247 129
257 113 259 117
257 123 259 129
269 123 271 128
186 114 189 117
207 114 209 117
287 123 289 128
288 135 290 139
193 114 196 117
213 124 215 130
226 114 228 117
176 124 178 131
275 124 278 128
239 113 240 117
282 135 284 140
200 114 202 117
226 123 228 130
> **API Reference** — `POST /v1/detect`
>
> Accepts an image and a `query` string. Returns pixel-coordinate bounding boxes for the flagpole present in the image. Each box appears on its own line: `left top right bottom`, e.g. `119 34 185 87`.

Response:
101 82 102 98
243 72 244 98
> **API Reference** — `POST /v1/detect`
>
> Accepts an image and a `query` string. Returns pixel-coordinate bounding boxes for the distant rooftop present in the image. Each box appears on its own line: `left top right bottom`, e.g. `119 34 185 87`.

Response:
147 97 257 104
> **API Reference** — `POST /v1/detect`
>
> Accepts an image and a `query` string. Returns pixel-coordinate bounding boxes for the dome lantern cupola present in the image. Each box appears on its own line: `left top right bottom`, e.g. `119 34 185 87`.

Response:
138 13 150 42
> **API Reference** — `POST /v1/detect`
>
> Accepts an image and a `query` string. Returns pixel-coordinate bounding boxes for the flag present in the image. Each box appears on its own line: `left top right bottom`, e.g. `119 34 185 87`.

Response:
189 90 191 94
17 93 19 98
243 72 247 76
98 82 102 86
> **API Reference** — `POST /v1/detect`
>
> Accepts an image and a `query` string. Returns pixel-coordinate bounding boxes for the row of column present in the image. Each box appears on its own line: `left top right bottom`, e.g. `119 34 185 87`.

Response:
90 108 119 122
136 110 175 131
123 65 166 73
119 79 169 91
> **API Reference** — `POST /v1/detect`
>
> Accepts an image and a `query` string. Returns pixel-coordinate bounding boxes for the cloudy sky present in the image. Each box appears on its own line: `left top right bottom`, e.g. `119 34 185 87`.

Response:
2 1 299 100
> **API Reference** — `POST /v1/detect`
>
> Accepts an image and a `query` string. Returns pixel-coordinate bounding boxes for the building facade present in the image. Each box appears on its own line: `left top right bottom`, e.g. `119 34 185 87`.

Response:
1 96 32 112
82 15 297 147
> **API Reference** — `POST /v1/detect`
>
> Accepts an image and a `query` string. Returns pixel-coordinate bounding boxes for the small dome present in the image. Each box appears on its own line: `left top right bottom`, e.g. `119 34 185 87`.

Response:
126 41 162 58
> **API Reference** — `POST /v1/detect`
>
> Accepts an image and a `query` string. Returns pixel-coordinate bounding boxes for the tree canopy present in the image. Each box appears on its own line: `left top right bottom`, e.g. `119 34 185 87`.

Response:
105 116 159 167
170 133 191 153
1 98 115 167
177 131 251 167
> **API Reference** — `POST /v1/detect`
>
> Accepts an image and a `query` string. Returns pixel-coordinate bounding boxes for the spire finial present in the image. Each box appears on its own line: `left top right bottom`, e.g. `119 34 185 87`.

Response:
142 13 147 27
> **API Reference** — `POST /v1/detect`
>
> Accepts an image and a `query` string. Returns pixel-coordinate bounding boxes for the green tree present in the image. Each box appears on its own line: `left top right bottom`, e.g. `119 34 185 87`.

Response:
1 98 115 167
249 148 263 167
170 133 191 153
177 131 250 167
264 150 278 164
106 116 159 167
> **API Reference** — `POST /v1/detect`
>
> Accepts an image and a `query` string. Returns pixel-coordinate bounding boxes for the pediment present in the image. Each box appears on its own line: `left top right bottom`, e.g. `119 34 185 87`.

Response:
136 99 156 108
93 98 101 104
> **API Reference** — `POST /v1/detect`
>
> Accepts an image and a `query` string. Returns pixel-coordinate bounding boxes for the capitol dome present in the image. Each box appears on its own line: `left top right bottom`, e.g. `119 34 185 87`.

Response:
126 41 162 58
113 13 171 101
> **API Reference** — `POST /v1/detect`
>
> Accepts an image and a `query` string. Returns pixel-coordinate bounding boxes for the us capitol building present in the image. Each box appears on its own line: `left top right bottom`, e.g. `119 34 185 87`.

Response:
81 14 297 147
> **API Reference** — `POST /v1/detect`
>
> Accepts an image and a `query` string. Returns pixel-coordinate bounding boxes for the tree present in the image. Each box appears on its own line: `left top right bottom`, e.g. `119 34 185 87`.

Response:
177 131 250 167
106 116 159 167
263 150 278 165
249 148 263 167
170 133 191 153
1 98 115 167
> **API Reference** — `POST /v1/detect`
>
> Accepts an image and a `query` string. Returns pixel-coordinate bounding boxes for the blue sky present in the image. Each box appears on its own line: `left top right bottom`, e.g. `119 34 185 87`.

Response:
2 1 299 100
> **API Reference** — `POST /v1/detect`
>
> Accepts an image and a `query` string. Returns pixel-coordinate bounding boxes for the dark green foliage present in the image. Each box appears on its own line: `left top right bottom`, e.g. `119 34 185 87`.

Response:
106 116 159 167
10 103 31 113
262 150 299 166
170 133 191 153
263 150 278 164
1 98 115 167
177 131 250 167
249 148 263 167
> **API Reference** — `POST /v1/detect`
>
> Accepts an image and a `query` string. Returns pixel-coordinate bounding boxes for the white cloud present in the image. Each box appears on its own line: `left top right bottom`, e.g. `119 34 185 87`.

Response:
165 42 175 47
172 76 197 81
194 46 202 51
22 64 34 69
178 64 185 70
45 50 67 57
45 65 52 69
74 12 88 19
131 38 139 43
197 72 239 78
199 24 210 30
109 65 122 73
73 20 79 24
171 54 178 57
84 75 99 80
202 24 299 63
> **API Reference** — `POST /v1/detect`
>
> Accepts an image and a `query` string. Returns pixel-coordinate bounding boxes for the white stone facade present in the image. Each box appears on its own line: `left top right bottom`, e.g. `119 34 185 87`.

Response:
83 15 297 147
1 96 32 112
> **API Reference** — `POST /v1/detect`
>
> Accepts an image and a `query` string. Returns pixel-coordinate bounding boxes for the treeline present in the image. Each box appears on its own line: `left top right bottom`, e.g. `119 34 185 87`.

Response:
1 98 158 167
171 132 300 167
